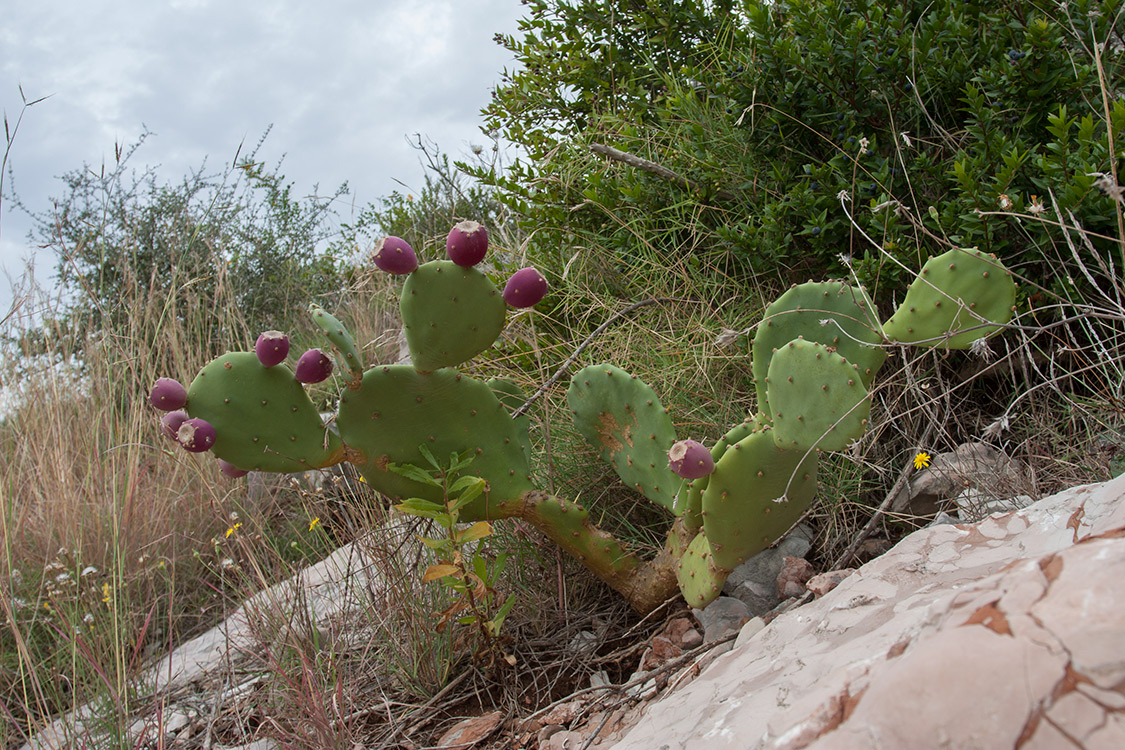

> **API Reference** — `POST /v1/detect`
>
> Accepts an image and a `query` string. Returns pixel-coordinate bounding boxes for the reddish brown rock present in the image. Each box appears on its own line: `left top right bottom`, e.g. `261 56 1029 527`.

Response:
805 568 855 598
775 556 815 599
435 710 503 749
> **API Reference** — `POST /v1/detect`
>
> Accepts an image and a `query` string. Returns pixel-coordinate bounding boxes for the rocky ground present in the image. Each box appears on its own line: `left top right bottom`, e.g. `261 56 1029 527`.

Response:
20 457 1125 749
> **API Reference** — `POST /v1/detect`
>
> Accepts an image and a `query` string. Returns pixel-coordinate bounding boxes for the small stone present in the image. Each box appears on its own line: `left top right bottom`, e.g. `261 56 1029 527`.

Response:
776 556 815 599
436 710 503 749
693 596 751 642
806 568 856 598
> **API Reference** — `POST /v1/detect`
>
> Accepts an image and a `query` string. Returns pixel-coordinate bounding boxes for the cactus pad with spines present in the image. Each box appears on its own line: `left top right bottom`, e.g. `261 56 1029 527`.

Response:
337 365 532 519
882 247 1016 348
675 415 763 533
309 304 364 384
702 428 819 572
186 352 346 472
676 530 726 608
400 260 506 372
567 364 680 511
752 281 885 417
766 338 871 452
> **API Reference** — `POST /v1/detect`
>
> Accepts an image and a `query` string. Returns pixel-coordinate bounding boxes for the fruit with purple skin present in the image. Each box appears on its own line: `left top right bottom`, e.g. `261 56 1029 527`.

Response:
255 330 290 367
445 220 488 267
372 236 419 275
177 418 216 453
295 349 333 384
149 378 188 411
160 409 189 439
503 267 548 308
219 459 249 478
668 439 715 479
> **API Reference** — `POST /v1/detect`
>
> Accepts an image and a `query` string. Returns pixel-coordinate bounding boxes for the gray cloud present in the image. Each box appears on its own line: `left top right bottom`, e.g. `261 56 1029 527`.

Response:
0 0 524 309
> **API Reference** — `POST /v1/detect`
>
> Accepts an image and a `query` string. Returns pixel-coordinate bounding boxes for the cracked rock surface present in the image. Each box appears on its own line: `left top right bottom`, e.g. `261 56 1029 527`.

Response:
603 474 1125 749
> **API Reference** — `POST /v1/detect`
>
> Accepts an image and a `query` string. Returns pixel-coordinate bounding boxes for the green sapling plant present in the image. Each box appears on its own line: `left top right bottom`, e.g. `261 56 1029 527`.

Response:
391 446 517 665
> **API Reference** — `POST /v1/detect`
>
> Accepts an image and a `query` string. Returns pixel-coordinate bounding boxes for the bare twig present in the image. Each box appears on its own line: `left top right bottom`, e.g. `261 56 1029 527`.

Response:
512 298 681 418
589 143 737 203
830 418 938 571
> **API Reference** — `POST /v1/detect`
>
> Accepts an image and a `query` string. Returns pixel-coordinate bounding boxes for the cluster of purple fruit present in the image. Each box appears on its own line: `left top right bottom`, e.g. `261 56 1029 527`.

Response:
148 330 332 477
372 220 548 308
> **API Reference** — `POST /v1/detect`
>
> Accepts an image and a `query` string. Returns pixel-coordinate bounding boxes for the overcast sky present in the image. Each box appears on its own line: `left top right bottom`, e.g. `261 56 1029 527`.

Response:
0 0 526 313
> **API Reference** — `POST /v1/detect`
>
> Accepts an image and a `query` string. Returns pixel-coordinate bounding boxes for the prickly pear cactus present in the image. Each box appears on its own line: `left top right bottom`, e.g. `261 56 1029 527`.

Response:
152 218 1022 617
401 261 506 372
882 247 1016 348
753 280 884 418
186 352 346 473
567 364 680 511
701 428 818 574
766 338 871 452
337 365 533 519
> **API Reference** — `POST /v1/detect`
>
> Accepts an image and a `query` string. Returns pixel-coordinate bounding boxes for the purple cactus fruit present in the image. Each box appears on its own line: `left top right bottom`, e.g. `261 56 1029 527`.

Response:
219 459 249 478
160 409 189 440
445 220 489 267
149 377 188 411
295 349 333 384
668 439 715 479
255 330 290 367
177 418 216 453
503 267 548 308
372 236 419 275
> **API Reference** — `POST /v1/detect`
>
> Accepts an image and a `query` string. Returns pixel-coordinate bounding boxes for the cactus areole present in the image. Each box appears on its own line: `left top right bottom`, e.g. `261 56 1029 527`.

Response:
151 220 1018 615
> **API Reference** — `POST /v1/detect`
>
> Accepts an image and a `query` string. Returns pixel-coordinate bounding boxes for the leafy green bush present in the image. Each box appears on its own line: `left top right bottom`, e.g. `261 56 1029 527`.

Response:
12 130 347 359
477 0 1124 301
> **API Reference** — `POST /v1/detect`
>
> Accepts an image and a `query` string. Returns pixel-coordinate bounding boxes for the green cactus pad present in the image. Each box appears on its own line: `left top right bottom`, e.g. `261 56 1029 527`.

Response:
336 365 532 519
882 247 1015 348
567 364 680 511
702 428 819 572
766 339 871 452
752 281 885 417
487 377 533 460
401 260 507 372
309 304 364 384
675 416 762 533
676 530 727 608
186 352 345 472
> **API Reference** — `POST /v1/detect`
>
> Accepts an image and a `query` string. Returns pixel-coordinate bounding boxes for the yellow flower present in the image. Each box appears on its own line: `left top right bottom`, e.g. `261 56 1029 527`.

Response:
309 517 321 531
913 452 932 470
101 582 112 607
225 523 242 539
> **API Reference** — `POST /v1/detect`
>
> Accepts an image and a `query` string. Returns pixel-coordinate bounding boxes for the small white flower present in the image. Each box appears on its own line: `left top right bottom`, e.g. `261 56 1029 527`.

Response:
715 328 745 347
80 566 98 577
858 136 870 154
54 572 72 583
969 336 996 362
1027 195 1045 215
838 253 854 267
837 190 852 202
900 132 913 148
220 558 234 569
998 193 1013 210
983 415 1010 439
83 613 95 624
